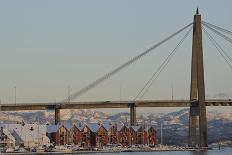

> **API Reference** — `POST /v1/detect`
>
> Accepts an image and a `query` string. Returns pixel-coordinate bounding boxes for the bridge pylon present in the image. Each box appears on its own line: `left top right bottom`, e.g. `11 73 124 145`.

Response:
189 9 208 147
130 103 136 125
55 108 61 125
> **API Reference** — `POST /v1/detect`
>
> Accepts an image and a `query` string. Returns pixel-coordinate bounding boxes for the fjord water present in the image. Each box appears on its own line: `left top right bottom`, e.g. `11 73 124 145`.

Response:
81 148 232 155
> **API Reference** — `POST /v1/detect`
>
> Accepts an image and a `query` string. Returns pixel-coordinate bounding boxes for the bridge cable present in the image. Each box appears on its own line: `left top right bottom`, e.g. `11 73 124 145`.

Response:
137 27 192 100
134 26 193 100
203 26 232 68
202 21 232 36
203 25 232 65
202 22 232 46
203 24 232 63
202 27 232 71
203 24 232 64
62 22 193 103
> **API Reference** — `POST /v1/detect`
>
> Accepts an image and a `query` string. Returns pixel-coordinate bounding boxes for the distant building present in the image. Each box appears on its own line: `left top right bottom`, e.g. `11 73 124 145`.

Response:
46 125 59 145
81 124 92 147
88 123 108 147
46 122 158 147
130 126 144 145
103 122 117 144
118 125 131 146
47 124 71 145
3 123 49 148
147 126 157 145
0 126 15 148
72 123 84 145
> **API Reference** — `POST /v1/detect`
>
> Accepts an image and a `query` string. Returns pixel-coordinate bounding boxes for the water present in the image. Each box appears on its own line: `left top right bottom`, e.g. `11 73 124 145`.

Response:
78 148 232 155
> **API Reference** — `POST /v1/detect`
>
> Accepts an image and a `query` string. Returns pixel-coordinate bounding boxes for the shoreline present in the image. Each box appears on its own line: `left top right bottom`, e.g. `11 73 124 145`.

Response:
2 148 212 155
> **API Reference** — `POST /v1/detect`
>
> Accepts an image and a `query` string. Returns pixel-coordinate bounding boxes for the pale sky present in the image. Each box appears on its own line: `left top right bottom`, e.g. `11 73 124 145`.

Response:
0 1 232 114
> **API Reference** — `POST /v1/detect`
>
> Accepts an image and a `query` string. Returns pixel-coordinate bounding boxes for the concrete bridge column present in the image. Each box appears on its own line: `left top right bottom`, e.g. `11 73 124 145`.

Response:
130 103 136 126
189 102 199 146
194 10 207 148
55 108 61 125
189 9 208 147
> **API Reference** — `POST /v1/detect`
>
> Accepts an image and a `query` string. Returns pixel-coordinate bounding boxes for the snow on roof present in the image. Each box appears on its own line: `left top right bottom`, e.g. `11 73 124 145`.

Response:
103 122 113 131
144 126 150 132
87 123 100 132
131 126 142 132
145 126 156 132
6 124 47 142
117 124 128 131
63 122 73 130
76 123 85 131
47 125 59 133
144 126 152 132
3 128 15 142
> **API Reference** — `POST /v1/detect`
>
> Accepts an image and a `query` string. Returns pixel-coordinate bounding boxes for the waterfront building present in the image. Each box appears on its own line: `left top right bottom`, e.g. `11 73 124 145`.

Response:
5 123 49 148
47 124 71 145
81 124 92 147
118 125 131 146
72 123 84 145
130 126 144 145
147 126 158 145
47 123 158 147
88 123 108 147
104 122 117 144
143 126 148 145
0 126 15 148
116 124 123 144
46 124 59 144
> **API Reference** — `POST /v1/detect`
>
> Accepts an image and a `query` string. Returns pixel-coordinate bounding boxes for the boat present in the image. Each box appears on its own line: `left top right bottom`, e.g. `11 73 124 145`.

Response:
14 146 28 153
5 147 14 153
52 145 72 152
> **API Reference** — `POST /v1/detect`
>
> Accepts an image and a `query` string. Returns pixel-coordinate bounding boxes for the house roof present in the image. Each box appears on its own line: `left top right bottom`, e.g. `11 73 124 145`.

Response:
2 128 15 142
118 125 130 131
87 123 100 132
64 122 73 130
131 126 142 132
6 124 47 142
145 126 156 132
76 123 85 131
103 122 113 131
144 126 149 132
47 125 59 133
114 122 124 131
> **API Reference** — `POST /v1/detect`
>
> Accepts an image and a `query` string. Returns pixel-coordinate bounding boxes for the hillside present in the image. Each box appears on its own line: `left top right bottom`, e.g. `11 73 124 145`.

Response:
0 108 231 146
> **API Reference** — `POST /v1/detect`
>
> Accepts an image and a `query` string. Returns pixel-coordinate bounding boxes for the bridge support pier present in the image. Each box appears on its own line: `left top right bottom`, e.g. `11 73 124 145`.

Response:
130 103 136 126
189 9 208 147
55 108 61 125
189 113 197 146
189 103 199 146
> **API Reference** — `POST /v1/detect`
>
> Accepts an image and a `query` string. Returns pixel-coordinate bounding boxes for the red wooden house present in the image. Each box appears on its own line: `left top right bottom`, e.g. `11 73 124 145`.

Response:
103 123 117 144
88 123 108 147
72 123 84 145
117 125 131 146
147 126 157 145
47 124 71 145
130 126 144 145
47 123 158 147
81 124 92 147
143 127 148 145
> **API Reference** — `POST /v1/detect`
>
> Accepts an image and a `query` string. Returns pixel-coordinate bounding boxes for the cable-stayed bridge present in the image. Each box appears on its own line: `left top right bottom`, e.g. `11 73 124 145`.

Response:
1 9 232 147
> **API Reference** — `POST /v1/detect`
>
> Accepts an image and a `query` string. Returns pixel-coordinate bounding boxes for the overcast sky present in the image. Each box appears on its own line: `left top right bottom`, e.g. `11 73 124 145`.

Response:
0 0 232 113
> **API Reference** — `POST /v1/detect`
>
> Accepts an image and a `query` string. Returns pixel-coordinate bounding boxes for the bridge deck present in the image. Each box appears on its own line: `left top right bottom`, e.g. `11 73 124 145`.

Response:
0 99 231 111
